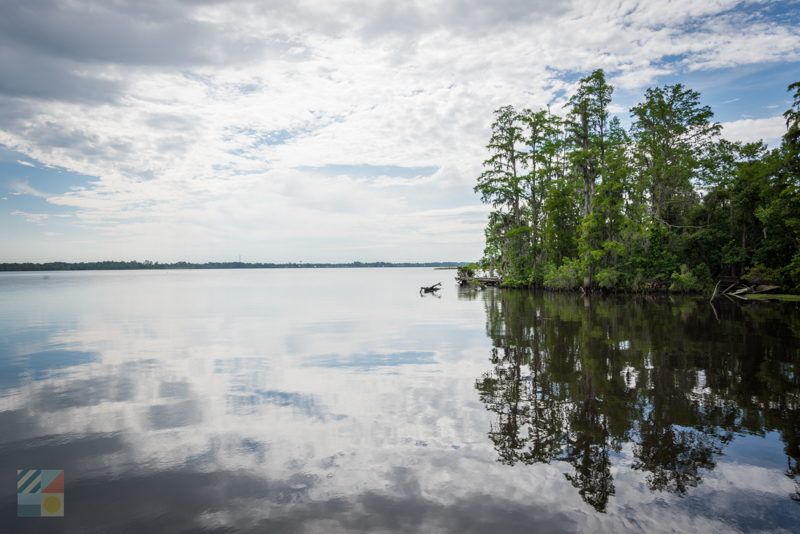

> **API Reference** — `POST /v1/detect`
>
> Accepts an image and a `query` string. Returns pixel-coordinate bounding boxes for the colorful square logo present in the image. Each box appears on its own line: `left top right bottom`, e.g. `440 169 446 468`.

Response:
17 469 64 517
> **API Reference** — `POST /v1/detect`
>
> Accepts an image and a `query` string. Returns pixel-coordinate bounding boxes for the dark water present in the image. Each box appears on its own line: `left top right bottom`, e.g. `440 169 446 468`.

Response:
0 269 798 533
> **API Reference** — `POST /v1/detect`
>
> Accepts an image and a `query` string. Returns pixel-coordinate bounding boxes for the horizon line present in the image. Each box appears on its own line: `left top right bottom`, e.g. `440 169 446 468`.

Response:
0 260 471 272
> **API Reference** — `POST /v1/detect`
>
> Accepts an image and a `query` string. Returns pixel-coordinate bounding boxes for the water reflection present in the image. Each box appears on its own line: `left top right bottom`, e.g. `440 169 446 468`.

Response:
476 289 800 512
1 270 799 532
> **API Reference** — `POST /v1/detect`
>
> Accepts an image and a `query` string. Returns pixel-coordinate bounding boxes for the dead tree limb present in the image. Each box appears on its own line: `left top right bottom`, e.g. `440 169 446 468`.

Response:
420 282 442 294
710 280 721 302
721 282 737 295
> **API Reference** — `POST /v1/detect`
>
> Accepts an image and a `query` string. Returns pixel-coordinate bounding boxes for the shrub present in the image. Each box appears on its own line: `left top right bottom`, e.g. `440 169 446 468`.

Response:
742 264 781 285
457 264 477 278
692 262 713 289
669 264 702 292
595 267 622 289
544 258 582 290
784 252 800 290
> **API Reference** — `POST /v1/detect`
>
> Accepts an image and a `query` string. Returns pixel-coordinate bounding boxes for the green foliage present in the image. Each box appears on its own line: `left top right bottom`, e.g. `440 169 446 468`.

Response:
668 264 704 292
630 84 720 229
457 263 478 279
474 76 800 292
785 252 800 290
742 264 781 286
543 258 583 290
692 262 713 288
595 267 622 289
785 81 800 154
568 70 615 288
542 175 579 263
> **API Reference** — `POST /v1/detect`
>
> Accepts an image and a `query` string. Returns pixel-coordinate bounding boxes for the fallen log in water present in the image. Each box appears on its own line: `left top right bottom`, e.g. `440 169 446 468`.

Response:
730 287 751 296
420 282 442 294
710 280 721 302
752 284 780 294
713 279 782 302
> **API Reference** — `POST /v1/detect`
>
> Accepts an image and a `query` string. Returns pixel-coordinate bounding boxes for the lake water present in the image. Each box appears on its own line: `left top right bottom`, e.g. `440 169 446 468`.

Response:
1 268 799 533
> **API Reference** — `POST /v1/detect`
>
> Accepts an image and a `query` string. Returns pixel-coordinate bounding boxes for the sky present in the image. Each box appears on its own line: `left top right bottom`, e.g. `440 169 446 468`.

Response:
0 0 798 263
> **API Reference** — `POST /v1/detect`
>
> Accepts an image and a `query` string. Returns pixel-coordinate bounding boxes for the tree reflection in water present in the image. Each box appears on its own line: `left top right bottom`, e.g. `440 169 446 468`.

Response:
473 289 800 512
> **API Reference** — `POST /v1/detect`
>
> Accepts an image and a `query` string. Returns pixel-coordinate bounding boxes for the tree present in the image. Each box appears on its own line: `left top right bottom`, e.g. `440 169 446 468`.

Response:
754 81 800 286
785 81 800 154
566 69 614 288
630 84 720 229
475 105 526 227
473 72 798 291
475 106 531 285
519 107 569 282
578 116 636 289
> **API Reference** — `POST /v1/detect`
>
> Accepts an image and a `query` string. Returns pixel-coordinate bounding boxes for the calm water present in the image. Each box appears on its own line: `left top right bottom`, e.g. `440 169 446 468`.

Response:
1 268 799 533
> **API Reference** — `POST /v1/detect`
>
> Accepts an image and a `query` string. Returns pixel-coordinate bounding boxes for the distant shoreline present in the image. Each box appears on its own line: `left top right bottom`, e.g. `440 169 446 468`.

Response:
0 261 466 272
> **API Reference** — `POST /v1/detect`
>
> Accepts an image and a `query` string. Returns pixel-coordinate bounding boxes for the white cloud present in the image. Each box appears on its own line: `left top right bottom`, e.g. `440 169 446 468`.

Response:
16 159 35 167
720 115 786 145
0 0 798 261
9 181 48 198
11 210 49 223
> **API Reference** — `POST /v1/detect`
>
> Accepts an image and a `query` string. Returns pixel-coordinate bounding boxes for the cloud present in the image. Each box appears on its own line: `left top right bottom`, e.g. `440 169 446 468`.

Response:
0 47 124 103
16 159 35 167
720 115 786 145
11 210 49 223
0 0 277 67
9 181 48 198
0 0 798 260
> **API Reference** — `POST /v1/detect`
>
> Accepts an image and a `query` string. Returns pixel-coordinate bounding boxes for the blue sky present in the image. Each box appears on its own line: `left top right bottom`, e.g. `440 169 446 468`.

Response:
1 0 799 263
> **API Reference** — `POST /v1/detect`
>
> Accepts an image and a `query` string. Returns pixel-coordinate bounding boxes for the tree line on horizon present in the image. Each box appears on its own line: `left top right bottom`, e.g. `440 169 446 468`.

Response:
474 70 800 291
0 260 464 272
